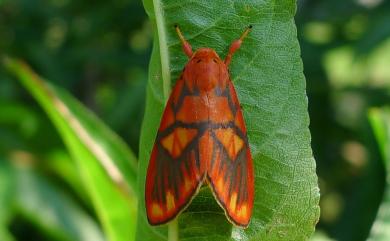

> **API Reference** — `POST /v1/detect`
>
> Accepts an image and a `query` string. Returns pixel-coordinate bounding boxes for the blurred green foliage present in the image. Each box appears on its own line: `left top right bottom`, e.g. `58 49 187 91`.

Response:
0 0 390 240
4 57 138 241
0 0 150 153
0 0 149 240
368 107 390 241
296 0 390 240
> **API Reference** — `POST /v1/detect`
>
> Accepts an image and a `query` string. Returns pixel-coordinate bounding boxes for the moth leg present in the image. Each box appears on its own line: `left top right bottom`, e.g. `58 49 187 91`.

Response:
175 25 193 58
224 25 252 66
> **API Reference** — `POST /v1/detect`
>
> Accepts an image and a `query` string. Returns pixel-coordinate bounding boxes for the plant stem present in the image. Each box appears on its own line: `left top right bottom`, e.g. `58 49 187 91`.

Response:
168 219 179 241
152 0 171 100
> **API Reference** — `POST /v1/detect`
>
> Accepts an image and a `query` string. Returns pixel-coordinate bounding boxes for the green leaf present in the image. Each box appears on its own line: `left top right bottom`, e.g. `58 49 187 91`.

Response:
0 160 15 241
369 108 390 167
137 0 320 240
14 165 105 241
0 228 15 241
368 107 390 240
3 58 138 241
1 157 104 241
43 149 92 205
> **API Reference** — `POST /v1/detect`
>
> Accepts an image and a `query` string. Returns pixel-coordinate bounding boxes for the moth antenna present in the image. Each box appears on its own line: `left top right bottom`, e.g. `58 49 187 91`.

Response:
225 25 252 66
239 25 252 41
175 25 193 58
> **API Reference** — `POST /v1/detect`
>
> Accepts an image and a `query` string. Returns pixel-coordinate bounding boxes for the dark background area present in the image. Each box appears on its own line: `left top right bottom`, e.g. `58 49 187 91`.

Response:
1 0 390 240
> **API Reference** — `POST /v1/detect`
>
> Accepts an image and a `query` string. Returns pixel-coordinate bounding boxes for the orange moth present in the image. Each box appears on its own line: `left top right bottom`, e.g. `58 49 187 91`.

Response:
145 25 254 227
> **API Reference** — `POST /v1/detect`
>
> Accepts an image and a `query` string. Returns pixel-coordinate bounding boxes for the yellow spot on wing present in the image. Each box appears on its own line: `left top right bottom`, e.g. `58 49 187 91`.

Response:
236 203 248 219
229 192 238 211
166 191 175 212
151 203 164 217
214 128 244 160
161 127 197 158
177 128 197 148
215 128 233 149
172 140 181 158
232 134 244 158
161 134 174 153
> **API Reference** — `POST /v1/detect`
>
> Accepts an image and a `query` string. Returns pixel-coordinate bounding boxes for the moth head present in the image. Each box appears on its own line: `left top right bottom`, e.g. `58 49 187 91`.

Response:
184 48 227 92
191 48 221 64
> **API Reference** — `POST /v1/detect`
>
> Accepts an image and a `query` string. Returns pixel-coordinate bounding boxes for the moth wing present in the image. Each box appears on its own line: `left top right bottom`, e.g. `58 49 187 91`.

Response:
145 78 205 225
207 80 254 227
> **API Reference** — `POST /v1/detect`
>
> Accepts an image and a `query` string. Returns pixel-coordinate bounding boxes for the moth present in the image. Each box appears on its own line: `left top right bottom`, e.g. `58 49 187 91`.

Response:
145 25 254 228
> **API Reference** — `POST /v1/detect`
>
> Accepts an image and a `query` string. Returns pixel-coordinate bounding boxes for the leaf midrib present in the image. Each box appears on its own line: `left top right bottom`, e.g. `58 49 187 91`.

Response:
153 0 171 101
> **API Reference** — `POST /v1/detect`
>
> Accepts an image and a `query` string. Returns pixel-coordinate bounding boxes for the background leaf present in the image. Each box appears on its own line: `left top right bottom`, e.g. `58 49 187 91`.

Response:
14 163 105 241
368 107 390 241
0 159 15 241
137 0 320 240
4 58 138 241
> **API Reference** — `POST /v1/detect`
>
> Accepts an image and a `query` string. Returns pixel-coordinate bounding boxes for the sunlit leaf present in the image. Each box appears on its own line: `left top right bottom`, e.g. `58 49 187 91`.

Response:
4 58 138 241
14 165 105 241
43 149 91 205
368 107 390 241
0 228 15 241
0 157 105 241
